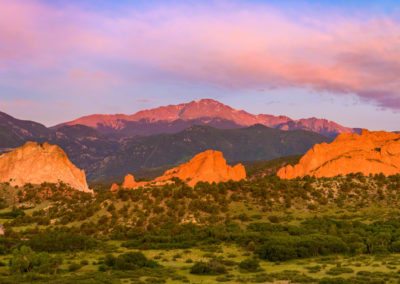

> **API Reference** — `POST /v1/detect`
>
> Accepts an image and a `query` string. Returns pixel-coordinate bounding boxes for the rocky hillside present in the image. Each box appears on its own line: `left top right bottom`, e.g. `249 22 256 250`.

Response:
278 130 400 179
0 111 332 181
0 142 91 192
53 99 357 137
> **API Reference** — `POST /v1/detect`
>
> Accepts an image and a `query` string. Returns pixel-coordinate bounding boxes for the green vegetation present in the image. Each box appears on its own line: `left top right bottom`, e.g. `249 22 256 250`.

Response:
10 246 62 274
0 171 400 282
238 258 260 272
190 261 227 275
103 252 160 270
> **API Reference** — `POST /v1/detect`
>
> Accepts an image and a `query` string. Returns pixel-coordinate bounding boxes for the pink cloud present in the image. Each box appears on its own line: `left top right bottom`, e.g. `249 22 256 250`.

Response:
0 99 38 108
12 99 39 107
0 1 399 109
136 99 151 103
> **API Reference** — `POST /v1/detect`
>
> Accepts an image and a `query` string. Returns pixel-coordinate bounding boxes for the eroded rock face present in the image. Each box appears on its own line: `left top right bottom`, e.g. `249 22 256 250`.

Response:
155 150 246 186
121 174 146 189
0 142 91 192
277 130 400 179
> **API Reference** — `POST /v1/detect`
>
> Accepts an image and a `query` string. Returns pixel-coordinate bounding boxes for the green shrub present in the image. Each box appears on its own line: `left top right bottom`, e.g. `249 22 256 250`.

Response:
105 254 116 267
238 258 260 272
68 262 82 272
257 235 348 261
268 215 281 223
390 240 400 253
258 243 296 261
9 246 62 274
0 208 25 219
190 261 227 275
306 265 322 273
326 267 354 275
26 231 97 252
105 252 160 270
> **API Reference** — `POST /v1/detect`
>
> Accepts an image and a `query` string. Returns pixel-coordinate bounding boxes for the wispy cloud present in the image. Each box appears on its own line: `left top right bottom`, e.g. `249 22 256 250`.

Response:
0 99 39 108
0 0 399 109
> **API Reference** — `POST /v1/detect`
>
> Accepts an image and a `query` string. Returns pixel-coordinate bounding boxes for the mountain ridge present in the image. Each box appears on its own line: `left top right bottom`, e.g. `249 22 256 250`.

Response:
52 99 357 138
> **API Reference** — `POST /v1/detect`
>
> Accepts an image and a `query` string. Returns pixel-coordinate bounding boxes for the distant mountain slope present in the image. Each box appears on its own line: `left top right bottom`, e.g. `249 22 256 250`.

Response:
52 99 356 138
88 124 332 180
0 114 120 173
0 111 331 181
97 117 243 136
275 118 355 138
0 111 53 149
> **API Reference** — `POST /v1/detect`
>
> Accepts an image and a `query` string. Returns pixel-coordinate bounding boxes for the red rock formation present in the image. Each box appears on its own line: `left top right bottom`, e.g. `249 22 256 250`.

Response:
0 142 91 192
121 174 147 189
155 150 246 187
110 183 119 192
277 130 400 179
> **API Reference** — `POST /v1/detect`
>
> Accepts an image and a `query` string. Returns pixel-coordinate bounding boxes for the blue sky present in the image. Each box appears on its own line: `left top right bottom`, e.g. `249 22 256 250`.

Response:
0 0 399 130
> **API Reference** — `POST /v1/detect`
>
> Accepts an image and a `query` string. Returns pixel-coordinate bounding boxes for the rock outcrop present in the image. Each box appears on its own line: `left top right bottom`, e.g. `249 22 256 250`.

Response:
155 150 246 186
0 142 91 192
121 174 147 189
277 130 400 179
110 183 120 192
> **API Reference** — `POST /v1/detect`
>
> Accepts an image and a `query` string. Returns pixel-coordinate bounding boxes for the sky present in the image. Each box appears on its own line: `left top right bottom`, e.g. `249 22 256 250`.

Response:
0 0 400 130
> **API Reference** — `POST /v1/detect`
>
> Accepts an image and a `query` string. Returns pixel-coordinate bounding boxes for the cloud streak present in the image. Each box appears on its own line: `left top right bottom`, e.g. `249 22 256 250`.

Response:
0 1 400 109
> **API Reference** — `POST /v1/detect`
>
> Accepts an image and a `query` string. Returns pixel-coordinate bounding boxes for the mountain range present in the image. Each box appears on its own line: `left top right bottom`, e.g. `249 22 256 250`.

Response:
0 110 331 180
53 99 358 138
